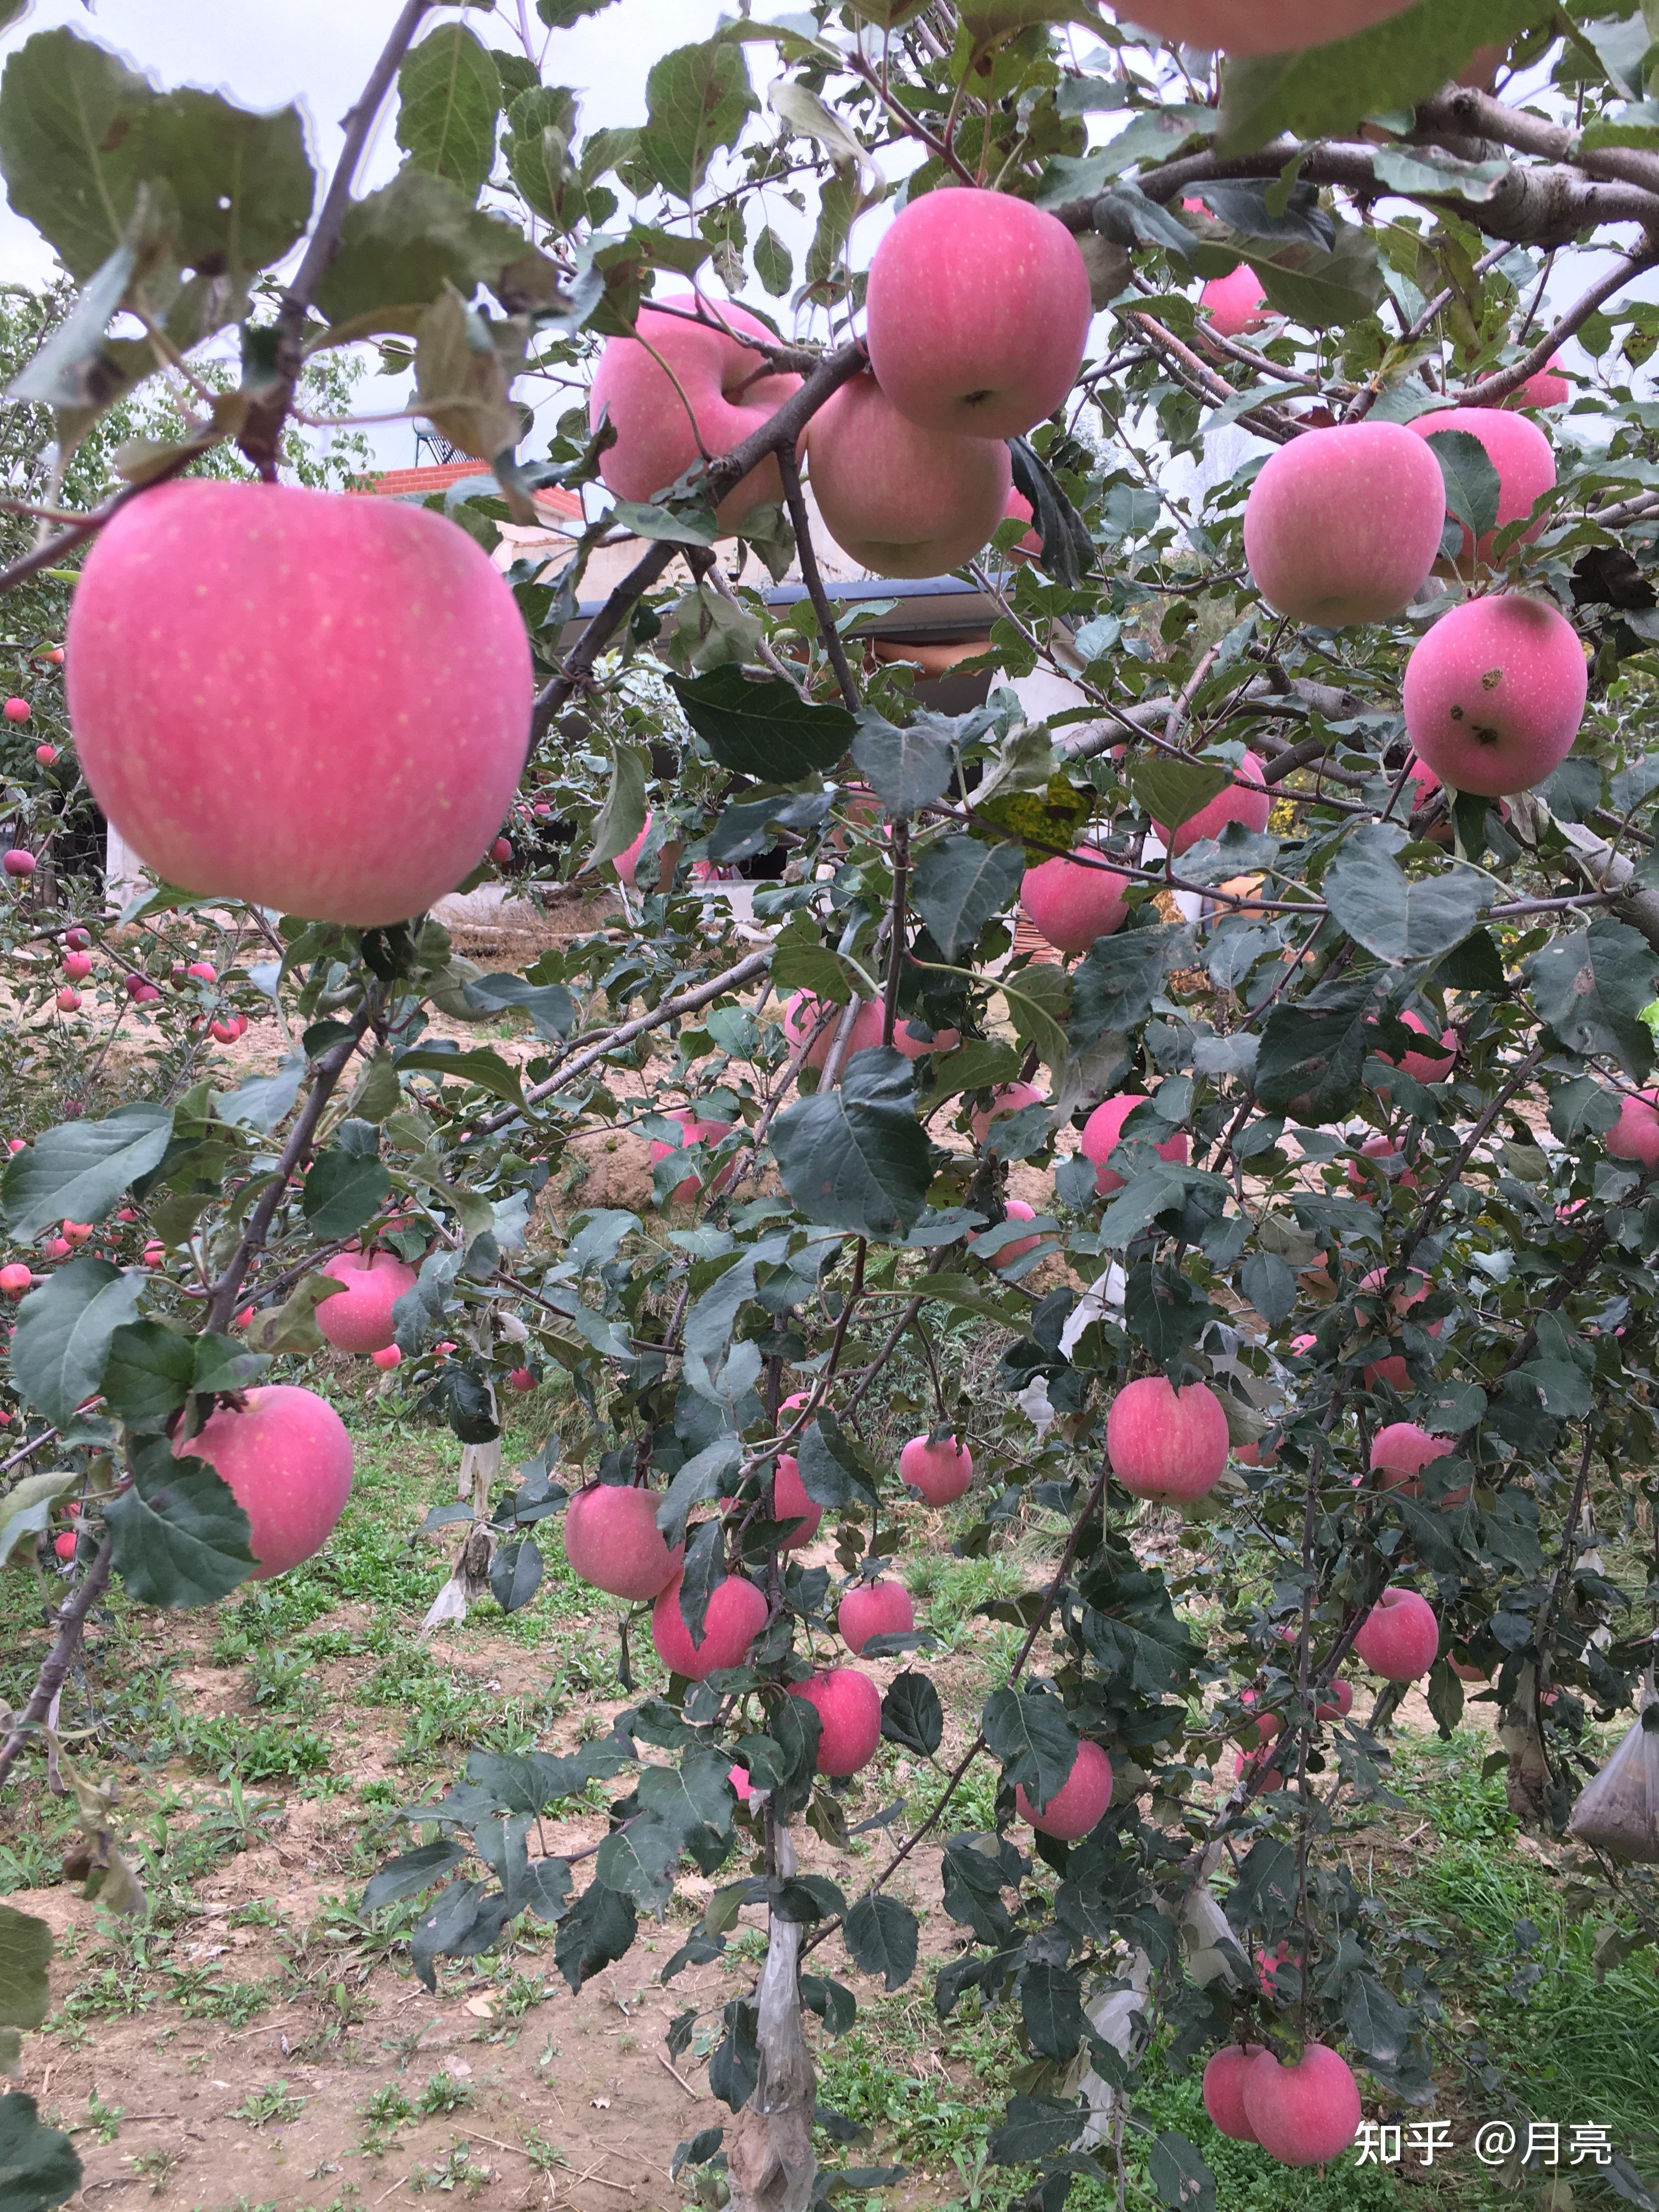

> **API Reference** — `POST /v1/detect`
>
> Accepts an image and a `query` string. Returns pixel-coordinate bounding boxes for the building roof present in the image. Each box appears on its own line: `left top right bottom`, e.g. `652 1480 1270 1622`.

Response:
352 459 584 523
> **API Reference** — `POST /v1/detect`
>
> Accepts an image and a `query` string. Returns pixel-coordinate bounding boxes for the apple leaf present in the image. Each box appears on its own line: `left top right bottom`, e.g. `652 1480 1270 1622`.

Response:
637 40 756 202
1322 823 1487 965
0 29 154 279
313 167 525 341
586 737 649 872
0 2093 81 2212
397 23 502 205
1 1104 173 1240
137 87 315 287
0 1472 79 1571
1424 427 1503 543
910 838 1024 963
104 1437 256 1607
1526 919 1658 1080
983 1685 1079 1809
668 666 856 781
0 1905 52 2031
9 1259 145 1427
771 1048 933 1240
843 1894 918 1990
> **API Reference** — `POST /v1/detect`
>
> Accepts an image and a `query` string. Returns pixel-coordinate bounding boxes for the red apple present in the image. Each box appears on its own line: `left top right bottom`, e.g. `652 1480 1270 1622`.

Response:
1317 1679 1355 1722
46 1237 70 1259
1014 1737 1114 1840
651 1572 768 1679
1005 488 1043 559
565 1483 682 1601
783 990 886 1075
0 1264 32 1296
590 294 802 530
1240 2043 1362 2168
1606 1090 1659 1166
969 1082 1047 1147
34 743 56 765
64 928 89 949
2 697 29 723
1346 1132 1418 1194
5 1138 24 1153
808 370 1013 578
1403 594 1585 799
3 849 36 877
141 1242 165 1267
53 1531 76 1561
187 961 216 983
899 1432 973 1505
1369 1421 1454 1496
1408 405 1555 565
865 188 1091 441
790 1667 883 1775
179 1384 353 1579
66 482 532 927
372 1345 402 1372
54 988 80 1013
839 1577 916 1656
1243 423 1446 627
490 836 512 866
730 1762 753 1803
1020 848 1132 955
315 1250 418 1356
1107 1376 1229 1504
1203 2045 1267 2141
770 1453 823 1548
651 1107 736 1203
1374 1009 1457 1085
1155 752 1271 856
61 951 92 980
61 1221 91 1245
969 1199 1042 1268
1117 2 1416 53
890 1018 961 1062
505 1367 535 1393
1353 1587 1440 1681
1200 266 1269 337
1081 1094 1190 1194
1508 353 1569 410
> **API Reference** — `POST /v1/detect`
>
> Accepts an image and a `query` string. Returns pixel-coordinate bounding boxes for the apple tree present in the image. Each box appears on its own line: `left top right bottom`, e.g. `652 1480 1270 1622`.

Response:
4 3 1659 2209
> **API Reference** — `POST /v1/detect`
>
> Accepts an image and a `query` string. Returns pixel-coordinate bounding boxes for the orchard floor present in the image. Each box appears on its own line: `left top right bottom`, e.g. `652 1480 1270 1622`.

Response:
4 1373 1657 2212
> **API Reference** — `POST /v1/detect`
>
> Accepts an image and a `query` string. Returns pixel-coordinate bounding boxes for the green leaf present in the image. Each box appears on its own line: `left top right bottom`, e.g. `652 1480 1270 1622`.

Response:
850 714 954 819
363 1841 471 1912
983 1686 1079 1808
1342 1974 1413 2066
1423 427 1503 543
414 283 520 461
595 1814 681 1906
989 2095 1082 2166
795 1412 873 1511
505 86 579 225
314 167 523 340
1020 1957 1085 2061
105 1437 255 1608
2 1104 173 1240
397 24 502 203
0 1905 52 2031
0 2092 81 2212
771 1048 933 1239
1071 926 1189 1045
957 0 1108 58
1003 966 1071 1078
1526 919 1657 1080
459 972 577 1040
1256 998 1374 1121
302 1148 392 1239
675 1519 725 1648
0 1473 78 1571
0 29 153 279
639 1745 735 1841
398 1046 528 1111
243 1273 347 1358
588 738 650 871
100 1320 196 1431
843 1894 918 1990
137 87 315 289
1217 0 1547 155
639 40 756 201
881 1671 942 1757
909 839 1024 964
10 1259 144 1427
538 0 620 22
754 222 792 296
1249 223 1384 331
1322 823 1486 965
490 1536 544 1615
1128 756 1227 836
668 667 856 781
1149 2131 1217 2212
215 1057 304 1133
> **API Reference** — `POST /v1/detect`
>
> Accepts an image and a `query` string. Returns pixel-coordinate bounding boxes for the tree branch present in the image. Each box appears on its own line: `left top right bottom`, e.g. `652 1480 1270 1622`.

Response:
0 1538 114 1790
1457 249 1659 407
776 442 861 710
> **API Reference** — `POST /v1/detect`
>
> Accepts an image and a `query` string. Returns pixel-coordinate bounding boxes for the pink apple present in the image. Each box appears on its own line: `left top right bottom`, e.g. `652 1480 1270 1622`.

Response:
187 961 216 982
890 1018 961 1061
1240 2044 1362 2168
1081 1094 1190 1194
590 294 802 529
1508 353 1569 410
1317 1678 1355 1722
899 1432 974 1504
1234 1437 1277 1468
612 813 681 890
771 1453 823 1548
565 1483 682 1601
1451 1654 1488 1682
1234 1746 1285 1792
1606 1090 1659 1166
730 1763 753 1803
65 482 532 927
60 1221 91 1245
1374 1009 1457 1085
1203 2045 1267 2141
1352 1587 1440 1681
490 836 512 866
46 1237 69 1259
61 951 92 980
34 743 55 765
808 370 1013 578
790 1667 883 1776
1155 752 1271 856
1200 266 1269 337
1116 2 1417 53
372 1345 402 1372
54 988 80 1013
1107 1376 1229 1503
866 189 1091 441
315 1250 418 1357
1403 595 1586 799
0 1264 32 1296
969 1199 1042 1267
1014 1737 1114 1840
1346 1133 1418 1194
1005 488 1043 558
141 1242 165 1267
651 1107 737 1203
1243 424 1446 626
969 1082 1047 1147
53 1531 76 1561
179 1384 354 1579
651 1572 768 1679
1369 1421 1454 1497
839 1577 916 1656
1020 848 1132 955
507 1367 536 1392
5 1138 24 1153
1408 405 1555 565
783 991 887 1075
3 849 36 876
2 697 29 723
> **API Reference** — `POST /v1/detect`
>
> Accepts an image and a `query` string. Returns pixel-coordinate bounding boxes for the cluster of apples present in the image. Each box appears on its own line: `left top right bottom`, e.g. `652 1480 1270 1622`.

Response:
590 187 1092 581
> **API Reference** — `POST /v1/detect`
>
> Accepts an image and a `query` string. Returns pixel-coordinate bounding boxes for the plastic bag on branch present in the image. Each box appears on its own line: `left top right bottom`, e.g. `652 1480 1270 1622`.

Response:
1071 1948 1152 2151
1567 1672 1659 1864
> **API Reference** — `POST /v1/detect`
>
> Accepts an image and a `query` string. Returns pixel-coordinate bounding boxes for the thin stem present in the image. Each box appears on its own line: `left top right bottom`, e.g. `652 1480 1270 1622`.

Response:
881 820 909 1050
776 442 860 709
0 1538 114 1790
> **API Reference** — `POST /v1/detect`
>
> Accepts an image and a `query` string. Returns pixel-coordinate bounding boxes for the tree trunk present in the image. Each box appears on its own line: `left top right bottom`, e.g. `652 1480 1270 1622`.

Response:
726 1822 816 2212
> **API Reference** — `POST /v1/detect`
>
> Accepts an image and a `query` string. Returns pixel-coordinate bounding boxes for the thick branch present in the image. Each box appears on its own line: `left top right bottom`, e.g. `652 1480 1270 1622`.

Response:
0 1538 114 1790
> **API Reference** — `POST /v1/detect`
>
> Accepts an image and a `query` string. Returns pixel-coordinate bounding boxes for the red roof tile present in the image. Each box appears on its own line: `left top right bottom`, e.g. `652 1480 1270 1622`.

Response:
352 459 583 520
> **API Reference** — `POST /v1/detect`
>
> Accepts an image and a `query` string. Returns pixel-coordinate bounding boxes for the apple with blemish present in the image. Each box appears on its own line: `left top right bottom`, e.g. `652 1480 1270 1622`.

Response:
1403 594 1586 799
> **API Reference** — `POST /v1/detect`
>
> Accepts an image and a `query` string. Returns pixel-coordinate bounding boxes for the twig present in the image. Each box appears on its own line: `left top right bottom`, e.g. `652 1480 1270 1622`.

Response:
656 2052 700 2100
881 820 909 1049
0 1538 113 1788
1457 249 1659 407
777 441 861 710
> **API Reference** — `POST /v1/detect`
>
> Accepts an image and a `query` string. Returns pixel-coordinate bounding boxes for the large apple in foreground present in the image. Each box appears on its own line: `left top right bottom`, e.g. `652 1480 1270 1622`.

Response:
1116 2 1417 53
1107 1377 1229 1503
565 1483 682 1600
1352 1587 1440 1681
66 483 531 927
865 188 1092 440
1243 424 1446 626
180 1384 353 1579
589 294 802 529
1203 2044 1267 2140
316 1250 419 1356
1240 2044 1362 2166
809 370 1012 578
1403 595 1587 798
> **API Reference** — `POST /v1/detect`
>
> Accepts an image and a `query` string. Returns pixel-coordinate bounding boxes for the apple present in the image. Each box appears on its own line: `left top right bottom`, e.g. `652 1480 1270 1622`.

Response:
1317 1679 1355 1722
612 812 682 890
1234 1437 1277 1468
3 697 29 723
969 1199 1042 1267
54 988 80 1013
5 1138 24 1153
1234 1745 1285 1792
61 1221 91 1245
565 1483 682 1600
61 951 92 980
969 1082 1047 1147
1005 488 1043 559
54 1531 76 1561
490 836 512 866
141 1242 165 1267
1155 752 1271 856
1107 1376 1229 1503
1508 353 1569 410
0 1264 32 1296
180 1384 354 1579
590 293 802 528
790 1667 883 1775
783 990 887 1075
1403 595 1586 799
1408 405 1555 568
506 1367 536 1392
651 1107 736 1203
187 961 216 983
1081 1094 1190 1194
65 482 532 928
1606 1090 1659 1166
1020 848 1132 955
1353 1587 1440 1681
1203 2045 1268 2141
1014 1737 1114 1840
46 1237 70 1259
1374 1009 1457 1085
1200 266 1269 337
839 1577 916 1656
1240 2044 1362 2168
651 1571 768 1679
766 1454 823 1548
372 1345 402 1372
866 189 1091 441
315 1250 419 1356
34 743 55 765
1451 1654 1488 1682
890 1018 961 1062
1116 2 1417 53
43 647 63 665
808 370 1013 578
1243 424 1446 627
3 849 36 876
899 1432 973 1504
1346 1132 1418 1194
1369 1421 1454 1497
730 1763 753 1803
64 928 89 949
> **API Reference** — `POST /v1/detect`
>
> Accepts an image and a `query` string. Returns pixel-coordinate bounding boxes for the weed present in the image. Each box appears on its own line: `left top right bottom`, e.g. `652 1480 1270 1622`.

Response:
174 1713 332 1783
414 2071 472 2118
407 2141 492 2196
230 2080 304 2130
80 2093 123 2144
126 2146 184 2194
